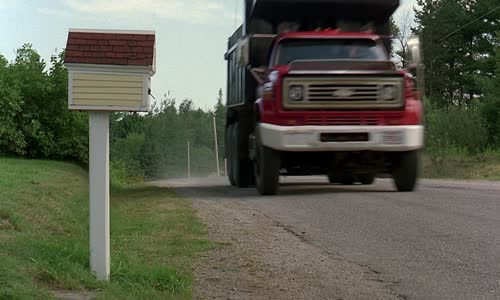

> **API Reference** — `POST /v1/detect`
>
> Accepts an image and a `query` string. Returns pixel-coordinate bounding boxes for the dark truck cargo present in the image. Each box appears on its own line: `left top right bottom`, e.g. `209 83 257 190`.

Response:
245 0 399 34
233 0 400 47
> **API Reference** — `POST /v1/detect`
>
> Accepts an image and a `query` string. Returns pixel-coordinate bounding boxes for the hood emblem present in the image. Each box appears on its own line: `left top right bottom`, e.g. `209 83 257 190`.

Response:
333 88 355 98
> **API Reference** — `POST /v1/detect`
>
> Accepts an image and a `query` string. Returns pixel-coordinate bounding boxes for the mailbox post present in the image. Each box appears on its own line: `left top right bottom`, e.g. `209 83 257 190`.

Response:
64 29 156 280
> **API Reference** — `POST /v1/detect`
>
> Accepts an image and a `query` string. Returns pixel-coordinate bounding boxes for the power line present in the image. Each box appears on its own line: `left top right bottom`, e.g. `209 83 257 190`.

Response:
436 5 500 44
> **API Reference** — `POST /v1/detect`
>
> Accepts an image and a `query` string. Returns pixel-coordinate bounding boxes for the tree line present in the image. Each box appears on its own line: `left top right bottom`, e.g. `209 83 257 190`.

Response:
0 45 88 163
0 45 226 182
415 0 499 151
110 93 226 182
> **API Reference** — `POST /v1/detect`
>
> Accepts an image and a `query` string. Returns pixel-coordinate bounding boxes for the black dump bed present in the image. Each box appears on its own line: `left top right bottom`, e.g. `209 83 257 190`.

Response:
245 0 399 34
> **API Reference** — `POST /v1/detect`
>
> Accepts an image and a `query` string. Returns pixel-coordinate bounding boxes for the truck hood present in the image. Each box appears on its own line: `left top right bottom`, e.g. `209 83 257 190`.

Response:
288 59 396 72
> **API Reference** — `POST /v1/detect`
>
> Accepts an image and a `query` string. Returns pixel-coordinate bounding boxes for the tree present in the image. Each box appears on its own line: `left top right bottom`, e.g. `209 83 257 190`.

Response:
0 46 89 162
415 0 499 106
46 51 88 163
0 54 7 69
391 10 413 68
0 54 26 154
179 99 195 114
479 32 500 145
0 81 26 155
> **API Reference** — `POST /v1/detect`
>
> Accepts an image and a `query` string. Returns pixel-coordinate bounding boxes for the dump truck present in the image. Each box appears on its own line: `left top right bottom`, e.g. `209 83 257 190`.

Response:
225 0 425 195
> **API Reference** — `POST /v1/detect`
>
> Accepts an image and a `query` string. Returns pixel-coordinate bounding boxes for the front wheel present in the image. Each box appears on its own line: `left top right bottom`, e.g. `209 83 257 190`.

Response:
392 151 419 192
253 130 280 195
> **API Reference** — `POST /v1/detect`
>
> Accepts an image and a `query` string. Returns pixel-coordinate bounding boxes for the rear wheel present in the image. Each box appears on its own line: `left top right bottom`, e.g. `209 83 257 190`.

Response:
358 174 375 185
392 151 419 192
340 174 355 185
254 127 280 195
327 173 339 184
232 123 254 188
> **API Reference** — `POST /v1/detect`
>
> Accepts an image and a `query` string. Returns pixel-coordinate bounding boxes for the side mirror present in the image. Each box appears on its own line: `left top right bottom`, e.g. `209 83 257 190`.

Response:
406 36 425 98
250 67 268 85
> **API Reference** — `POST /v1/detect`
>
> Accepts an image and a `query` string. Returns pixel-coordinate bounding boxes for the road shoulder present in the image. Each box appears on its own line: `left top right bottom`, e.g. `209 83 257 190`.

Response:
191 197 400 300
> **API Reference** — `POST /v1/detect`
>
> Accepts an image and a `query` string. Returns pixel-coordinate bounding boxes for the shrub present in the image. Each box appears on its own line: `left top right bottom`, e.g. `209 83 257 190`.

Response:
481 98 500 147
0 83 26 155
110 133 146 183
425 101 489 155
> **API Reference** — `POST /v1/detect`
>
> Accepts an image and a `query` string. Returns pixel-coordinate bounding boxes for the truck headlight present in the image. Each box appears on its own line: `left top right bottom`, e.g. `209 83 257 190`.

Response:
289 85 304 101
381 85 397 100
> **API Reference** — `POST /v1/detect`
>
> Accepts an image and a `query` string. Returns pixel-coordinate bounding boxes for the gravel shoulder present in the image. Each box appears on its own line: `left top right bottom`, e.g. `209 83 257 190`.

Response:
154 177 500 300
157 179 401 300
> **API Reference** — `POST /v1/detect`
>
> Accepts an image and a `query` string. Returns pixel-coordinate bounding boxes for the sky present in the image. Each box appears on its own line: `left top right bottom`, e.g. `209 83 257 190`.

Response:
0 0 417 110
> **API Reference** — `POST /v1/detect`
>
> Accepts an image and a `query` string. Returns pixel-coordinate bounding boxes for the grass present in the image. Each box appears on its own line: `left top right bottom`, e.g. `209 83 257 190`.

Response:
0 157 214 299
422 149 500 181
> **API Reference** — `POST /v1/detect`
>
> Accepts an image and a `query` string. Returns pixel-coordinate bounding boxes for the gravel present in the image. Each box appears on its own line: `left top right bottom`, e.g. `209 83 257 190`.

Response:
188 194 399 299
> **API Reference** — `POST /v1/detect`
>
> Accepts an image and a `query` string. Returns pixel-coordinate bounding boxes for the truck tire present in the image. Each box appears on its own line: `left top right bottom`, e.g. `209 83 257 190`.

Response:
392 151 419 192
327 172 340 184
232 123 254 188
254 128 280 195
327 172 354 185
226 125 236 186
341 174 355 185
358 174 375 185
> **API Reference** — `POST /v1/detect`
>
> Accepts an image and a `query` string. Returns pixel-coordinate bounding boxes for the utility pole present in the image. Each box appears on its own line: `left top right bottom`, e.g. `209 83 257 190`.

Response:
187 141 191 179
213 114 221 176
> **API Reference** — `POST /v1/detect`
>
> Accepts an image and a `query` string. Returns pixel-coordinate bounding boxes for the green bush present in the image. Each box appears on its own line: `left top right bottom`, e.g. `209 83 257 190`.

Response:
0 45 88 163
481 98 500 147
425 102 489 155
110 132 146 183
0 82 26 154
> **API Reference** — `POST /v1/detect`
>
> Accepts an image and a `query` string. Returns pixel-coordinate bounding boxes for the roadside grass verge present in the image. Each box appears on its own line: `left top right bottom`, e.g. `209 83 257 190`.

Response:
422 150 500 181
0 157 213 299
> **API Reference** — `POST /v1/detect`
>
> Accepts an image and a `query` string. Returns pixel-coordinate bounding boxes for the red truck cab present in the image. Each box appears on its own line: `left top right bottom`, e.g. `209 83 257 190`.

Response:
256 30 423 127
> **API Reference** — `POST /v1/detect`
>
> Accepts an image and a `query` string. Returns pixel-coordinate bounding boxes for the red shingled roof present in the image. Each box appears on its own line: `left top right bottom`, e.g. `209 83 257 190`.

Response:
64 30 155 66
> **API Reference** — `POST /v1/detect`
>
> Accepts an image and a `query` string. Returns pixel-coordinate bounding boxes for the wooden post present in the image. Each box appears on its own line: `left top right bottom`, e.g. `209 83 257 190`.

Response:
187 141 191 179
89 112 110 281
213 115 220 176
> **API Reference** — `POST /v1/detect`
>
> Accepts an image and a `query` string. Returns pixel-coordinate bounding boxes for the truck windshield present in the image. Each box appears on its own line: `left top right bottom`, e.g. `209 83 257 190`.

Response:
275 39 388 65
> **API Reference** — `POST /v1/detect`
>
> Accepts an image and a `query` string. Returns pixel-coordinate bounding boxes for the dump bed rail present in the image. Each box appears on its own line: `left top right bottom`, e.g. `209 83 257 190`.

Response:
245 0 399 34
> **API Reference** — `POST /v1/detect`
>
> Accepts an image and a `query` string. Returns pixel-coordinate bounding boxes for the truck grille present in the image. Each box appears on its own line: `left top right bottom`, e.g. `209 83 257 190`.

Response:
305 116 381 126
308 84 380 102
283 76 404 110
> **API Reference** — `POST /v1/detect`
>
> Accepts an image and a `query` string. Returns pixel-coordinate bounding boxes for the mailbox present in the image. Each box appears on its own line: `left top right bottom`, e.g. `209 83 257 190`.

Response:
64 29 156 112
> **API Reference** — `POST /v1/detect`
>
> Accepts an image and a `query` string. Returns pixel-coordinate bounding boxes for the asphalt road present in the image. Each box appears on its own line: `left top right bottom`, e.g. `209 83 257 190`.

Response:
164 177 500 299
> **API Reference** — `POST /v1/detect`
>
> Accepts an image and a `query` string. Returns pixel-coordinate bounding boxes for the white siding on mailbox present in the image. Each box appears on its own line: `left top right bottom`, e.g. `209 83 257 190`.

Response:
70 72 147 109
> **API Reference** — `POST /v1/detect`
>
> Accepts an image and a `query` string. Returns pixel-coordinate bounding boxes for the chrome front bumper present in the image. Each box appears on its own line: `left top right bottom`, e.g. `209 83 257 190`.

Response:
258 123 424 152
